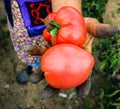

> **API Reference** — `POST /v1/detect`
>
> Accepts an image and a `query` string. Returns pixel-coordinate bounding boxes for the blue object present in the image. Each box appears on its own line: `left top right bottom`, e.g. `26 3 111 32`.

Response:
26 61 40 68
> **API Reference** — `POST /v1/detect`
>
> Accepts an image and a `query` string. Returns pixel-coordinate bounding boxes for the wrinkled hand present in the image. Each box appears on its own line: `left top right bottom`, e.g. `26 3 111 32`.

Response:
28 17 117 99
75 17 117 97
83 17 117 53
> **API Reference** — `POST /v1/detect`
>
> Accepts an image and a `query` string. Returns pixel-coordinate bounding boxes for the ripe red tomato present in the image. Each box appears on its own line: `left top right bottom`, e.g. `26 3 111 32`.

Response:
43 6 86 47
41 44 94 89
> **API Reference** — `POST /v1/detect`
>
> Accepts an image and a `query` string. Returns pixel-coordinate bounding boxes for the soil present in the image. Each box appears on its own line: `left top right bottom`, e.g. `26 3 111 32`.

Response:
0 0 119 109
103 0 120 30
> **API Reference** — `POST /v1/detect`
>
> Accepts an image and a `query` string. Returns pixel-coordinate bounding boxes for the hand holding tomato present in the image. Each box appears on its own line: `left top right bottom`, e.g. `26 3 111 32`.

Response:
41 44 94 89
27 7 117 99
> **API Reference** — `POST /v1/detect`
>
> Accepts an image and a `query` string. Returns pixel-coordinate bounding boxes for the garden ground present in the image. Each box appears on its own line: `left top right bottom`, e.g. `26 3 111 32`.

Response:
0 0 119 109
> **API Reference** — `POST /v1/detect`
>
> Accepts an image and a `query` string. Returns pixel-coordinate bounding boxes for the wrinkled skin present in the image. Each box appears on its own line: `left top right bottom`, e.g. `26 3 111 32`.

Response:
28 17 117 99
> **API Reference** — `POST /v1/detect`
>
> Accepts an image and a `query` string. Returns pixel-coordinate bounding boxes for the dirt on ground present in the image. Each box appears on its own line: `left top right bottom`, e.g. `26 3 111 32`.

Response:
0 0 119 109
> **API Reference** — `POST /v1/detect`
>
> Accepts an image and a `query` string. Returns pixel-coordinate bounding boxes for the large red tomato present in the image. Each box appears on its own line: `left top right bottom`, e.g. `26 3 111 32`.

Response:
41 44 94 89
43 6 86 47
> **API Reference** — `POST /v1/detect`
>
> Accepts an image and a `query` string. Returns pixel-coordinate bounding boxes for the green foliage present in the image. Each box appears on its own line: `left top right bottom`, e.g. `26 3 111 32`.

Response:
93 33 120 109
82 0 120 109
0 1 119 108
94 34 120 73
82 0 108 21
117 3 120 14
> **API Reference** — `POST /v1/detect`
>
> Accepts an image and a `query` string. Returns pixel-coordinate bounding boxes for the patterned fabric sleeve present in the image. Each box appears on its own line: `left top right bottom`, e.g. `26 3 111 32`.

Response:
4 0 52 68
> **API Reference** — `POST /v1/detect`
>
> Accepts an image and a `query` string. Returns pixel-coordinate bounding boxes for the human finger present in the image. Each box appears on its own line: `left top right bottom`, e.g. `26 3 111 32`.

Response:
84 17 118 39
76 75 91 98
41 85 60 99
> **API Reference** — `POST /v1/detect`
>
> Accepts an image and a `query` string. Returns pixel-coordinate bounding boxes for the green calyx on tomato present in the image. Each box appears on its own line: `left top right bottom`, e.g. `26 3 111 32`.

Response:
44 20 60 44
41 44 94 89
43 6 86 47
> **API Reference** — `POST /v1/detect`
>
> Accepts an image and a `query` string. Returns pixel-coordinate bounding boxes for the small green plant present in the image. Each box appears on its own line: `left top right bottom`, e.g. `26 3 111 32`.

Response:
94 34 120 73
93 33 120 109
82 0 120 109
82 0 108 21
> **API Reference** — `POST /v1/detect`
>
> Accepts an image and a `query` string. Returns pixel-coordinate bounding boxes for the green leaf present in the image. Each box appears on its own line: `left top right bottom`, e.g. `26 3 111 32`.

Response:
116 106 120 109
110 58 119 68
117 8 120 14
110 103 120 106
116 97 120 101
106 90 120 97
100 61 107 70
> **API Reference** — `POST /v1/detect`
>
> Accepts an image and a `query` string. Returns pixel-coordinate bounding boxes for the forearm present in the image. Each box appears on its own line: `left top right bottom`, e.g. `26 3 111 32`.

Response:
52 0 82 12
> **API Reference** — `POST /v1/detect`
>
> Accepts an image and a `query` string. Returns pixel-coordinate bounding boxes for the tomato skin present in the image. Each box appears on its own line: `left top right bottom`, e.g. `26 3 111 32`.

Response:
41 44 94 89
43 29 52 42
43 12 57 42
44 12 57 24
43 6 86 47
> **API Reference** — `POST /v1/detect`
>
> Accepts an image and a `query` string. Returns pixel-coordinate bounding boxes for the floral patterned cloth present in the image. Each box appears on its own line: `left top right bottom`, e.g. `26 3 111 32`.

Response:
5 0 51 68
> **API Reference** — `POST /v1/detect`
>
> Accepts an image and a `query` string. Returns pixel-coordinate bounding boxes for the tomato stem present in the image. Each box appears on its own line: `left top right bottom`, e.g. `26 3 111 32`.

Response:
43 18 60 45
49 27 58 45
50 21 60 29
